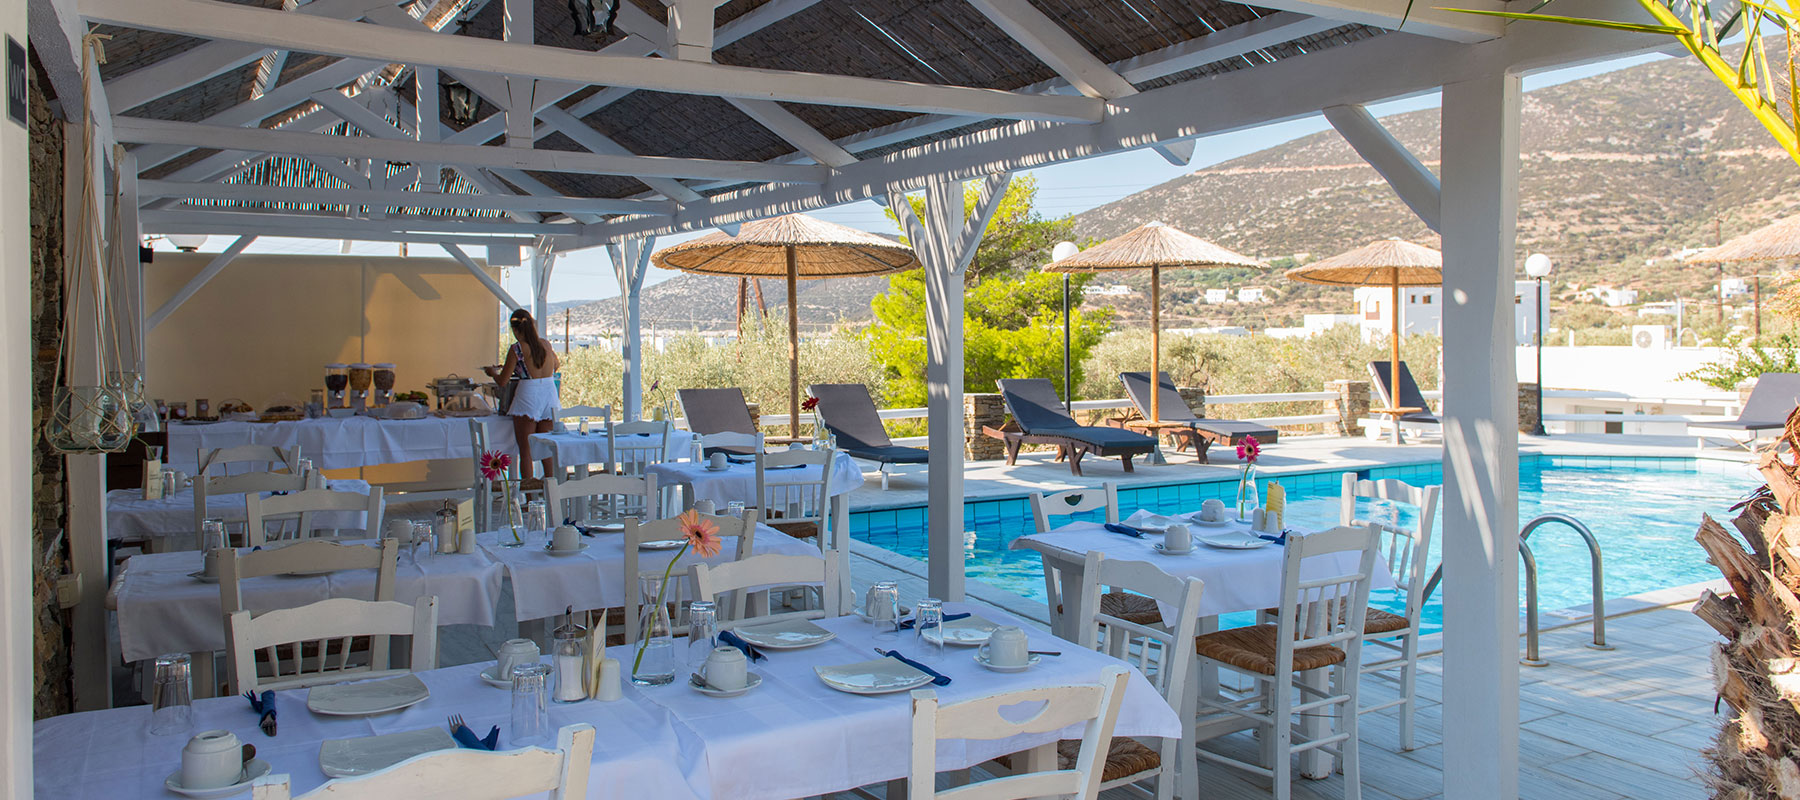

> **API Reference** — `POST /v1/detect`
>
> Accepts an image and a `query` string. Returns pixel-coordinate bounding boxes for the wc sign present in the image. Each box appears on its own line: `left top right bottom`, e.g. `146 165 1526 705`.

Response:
7 37 23 128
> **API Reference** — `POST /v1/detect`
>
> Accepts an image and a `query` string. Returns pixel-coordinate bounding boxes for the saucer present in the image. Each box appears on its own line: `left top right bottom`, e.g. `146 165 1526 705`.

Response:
164 758 272 798
691 671 762 698
588 522 625 533
543 543 589 556
1197 532 1270 550
1153 542 1197 556
854 604 912 624
1191 517 1230 527
479 663 526 688
638 539 685 551
974 649 1041 673
704 464 731 472
188 570 219 584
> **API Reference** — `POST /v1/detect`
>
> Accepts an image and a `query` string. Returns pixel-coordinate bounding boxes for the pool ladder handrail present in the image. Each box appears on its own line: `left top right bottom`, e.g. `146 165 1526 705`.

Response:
1420 512 1612 666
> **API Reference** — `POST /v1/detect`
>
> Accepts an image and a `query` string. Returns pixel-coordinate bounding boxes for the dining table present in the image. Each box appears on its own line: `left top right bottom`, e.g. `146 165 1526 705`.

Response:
103 479 374 542
33 603 1179 800
162 415 519 474
527 429 699 477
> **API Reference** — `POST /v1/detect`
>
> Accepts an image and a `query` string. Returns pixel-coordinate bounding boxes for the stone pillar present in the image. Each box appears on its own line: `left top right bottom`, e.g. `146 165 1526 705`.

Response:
1176 386 1206 419
1518 382 1540 434
1324 379 1369 437
964 393 1005 460
745 401 761 431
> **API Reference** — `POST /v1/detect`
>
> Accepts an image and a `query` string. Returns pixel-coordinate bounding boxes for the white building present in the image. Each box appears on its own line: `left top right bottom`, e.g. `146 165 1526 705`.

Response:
1268 313 1359 338
1638 301 1679 317
1720 277 1749 300
1237 286 1271 303
1353 281 1545 344
1083 283 1133 297
1587 286 1638 307
1203 288 1230 304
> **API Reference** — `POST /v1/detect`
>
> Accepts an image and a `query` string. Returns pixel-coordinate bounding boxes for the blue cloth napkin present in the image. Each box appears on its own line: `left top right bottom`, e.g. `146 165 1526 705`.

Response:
717 630 766 662
1103 523 1146 538
1258 530 1289 545
563 518 597 536
451 723 500 751
897 612 971 630
878 649 951 686
243 690 276 736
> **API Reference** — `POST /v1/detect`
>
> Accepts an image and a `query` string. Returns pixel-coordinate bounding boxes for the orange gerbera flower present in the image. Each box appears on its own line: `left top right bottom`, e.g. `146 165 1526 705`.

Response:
678 509 722 558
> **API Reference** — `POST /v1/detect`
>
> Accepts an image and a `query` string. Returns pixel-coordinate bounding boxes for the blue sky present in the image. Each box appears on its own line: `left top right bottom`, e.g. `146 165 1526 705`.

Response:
152 50 1673 306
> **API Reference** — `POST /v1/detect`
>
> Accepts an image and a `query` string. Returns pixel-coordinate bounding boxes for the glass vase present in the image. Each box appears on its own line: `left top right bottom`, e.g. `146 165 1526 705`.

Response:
47 385 134 454
1236 465 1259 521
632 572 677 686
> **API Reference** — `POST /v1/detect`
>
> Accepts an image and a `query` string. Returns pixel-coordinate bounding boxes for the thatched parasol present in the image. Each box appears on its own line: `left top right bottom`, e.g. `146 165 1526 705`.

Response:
652 214 920 438
1286 239 1442 440
1046 221 1265 424
1689 214 1800 263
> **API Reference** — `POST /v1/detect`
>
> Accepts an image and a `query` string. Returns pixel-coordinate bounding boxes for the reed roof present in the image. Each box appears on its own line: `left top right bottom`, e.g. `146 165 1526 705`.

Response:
1690 214 1800 263
1285 239 1443 287
650 213 919 278
1044 221 1264 272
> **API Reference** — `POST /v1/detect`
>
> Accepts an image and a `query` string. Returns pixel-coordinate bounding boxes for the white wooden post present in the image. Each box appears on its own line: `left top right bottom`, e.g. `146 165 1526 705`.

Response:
609 237 654 421
890 173 1009 601
62 121 112 710
3 0 34 785
115 151 146 371
530 237 556 328
1438 71 1522 800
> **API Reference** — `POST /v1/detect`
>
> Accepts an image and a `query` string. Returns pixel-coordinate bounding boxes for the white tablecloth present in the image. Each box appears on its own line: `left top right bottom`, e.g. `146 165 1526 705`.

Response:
164 415 519 473
104 480 373 541
476 524 822 622
35 604 1178 800
646 451 865 509
528 430 699 471
112 543 502 663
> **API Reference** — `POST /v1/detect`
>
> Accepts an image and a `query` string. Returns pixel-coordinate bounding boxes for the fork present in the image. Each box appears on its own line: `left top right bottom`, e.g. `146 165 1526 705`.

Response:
448 714 466 734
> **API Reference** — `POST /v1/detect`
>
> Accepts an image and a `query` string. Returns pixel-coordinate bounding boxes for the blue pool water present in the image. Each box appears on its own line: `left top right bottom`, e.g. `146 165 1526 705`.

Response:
849 456 1760 632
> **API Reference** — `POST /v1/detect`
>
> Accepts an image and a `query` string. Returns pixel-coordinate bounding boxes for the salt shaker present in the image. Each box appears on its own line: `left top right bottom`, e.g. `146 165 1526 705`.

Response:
551 608 589 704
593 657 622 702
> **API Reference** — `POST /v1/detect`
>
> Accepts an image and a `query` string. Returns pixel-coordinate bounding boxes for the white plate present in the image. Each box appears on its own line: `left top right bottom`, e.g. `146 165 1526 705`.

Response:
815 658 935 695
188 570 219 584
1153 542 1197 555
1130 514 1183 532
164 759 271 798
692 671 762 698
319 727 457 778
923 615 1000 647
638 539 685 551
1198 531 1270 550
542 543 589 557
589 522 625 533
974 649 1041 673
730 618 838 650
306 674 430 716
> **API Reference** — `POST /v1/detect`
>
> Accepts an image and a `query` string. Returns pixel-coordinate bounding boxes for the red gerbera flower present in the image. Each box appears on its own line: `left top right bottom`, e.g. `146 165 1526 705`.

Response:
479 450 513 481
1236 435 1260 464
801 396 819 412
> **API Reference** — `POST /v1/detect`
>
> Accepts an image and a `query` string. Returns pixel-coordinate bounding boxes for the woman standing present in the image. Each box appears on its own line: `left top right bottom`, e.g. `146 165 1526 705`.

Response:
485 309 560 489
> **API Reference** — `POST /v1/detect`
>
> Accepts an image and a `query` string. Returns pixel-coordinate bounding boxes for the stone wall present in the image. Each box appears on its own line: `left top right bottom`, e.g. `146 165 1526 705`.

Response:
29 54 73 717
1518 382 1541 435
1325 379 1370 437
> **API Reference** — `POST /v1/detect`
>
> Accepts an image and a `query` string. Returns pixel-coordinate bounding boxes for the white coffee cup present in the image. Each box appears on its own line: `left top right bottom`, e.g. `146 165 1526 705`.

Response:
984 626 1031 667
1200 499 1225 522
702 646 748 691
694 499 716 515
497 638 540 679
1164 523 1192 553
385 518 413 543
708 452 728 470
202 549 221 578
551 525 579 552
180 729 243 790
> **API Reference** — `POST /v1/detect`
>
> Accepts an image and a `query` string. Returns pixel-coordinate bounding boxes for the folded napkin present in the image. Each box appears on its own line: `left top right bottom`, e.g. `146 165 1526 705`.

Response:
451 723 500 751
563 518 598 536
726 456 756 464
897 612 971 630
1103 523 1146 539
717 630 766 662
1258 531 1289 545
243 690 276 736
878 649 951 686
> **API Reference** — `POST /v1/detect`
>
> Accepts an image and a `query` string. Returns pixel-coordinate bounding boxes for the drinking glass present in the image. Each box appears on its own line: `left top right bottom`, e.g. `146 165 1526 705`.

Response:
525 501 548 541
411 520 434 565
510 663 553 747
148 653 194 735
914 599 946 664
866 581 900 640
725 501 746 519
577 416 589 436
687 601 719 668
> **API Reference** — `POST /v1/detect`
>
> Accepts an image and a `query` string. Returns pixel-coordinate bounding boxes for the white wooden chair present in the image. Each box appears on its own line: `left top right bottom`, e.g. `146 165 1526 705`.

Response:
383 418 496 531
225 595 437 694
753 447 835 548
558 403 612 428
1339 473 1440 751
607 419 676 478
250 723 595 800
907 665 1131 800
1027 483 1160 629
197 445 301 478
547 472 658 526
621 510 758 643
245 486 385 545
1193 525 1380 800
218 539 400 615
687 552 839 627
193 470 307 547
1074 551 1203 800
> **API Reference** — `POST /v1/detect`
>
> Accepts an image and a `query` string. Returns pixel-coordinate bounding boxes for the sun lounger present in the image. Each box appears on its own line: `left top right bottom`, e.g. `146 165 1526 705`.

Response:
985 379 1156 476
1364 361 1440 443
808 383 927 490
1691 372 1800 450
1118 372 1278 463
677 388 760 456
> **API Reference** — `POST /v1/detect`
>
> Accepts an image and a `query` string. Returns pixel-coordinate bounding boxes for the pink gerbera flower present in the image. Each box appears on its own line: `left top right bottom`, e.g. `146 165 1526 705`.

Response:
1236 435 1260 464
678 509 722 558
479 450 512 481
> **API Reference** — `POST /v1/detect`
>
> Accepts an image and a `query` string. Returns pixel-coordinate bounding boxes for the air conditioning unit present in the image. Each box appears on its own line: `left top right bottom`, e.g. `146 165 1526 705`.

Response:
1632 324 1670 350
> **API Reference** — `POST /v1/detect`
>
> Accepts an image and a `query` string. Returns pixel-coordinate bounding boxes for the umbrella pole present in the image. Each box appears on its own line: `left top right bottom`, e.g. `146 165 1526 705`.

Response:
1390 277 1402 446
1148 266 1167 466
788 246 801 440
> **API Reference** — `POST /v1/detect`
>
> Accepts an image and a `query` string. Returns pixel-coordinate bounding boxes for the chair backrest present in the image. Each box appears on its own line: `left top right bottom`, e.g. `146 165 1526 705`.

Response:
700 430 764 455
1275 525 1381 653
558 404 612 423
194 470 308 546
1028 482 1119 533
995 378 1080 431
547 472 658 525
756 447 834 534
688 552 840 626
218 539 400 615
807 383 895 449
1119 371 1200 423
908 666 1130 800
1075 552 1202 733
226 595 437 694
245 486 385 545
1339 474 1440 622
608 419 674 478
198 445 301 477
1738 372 1800 424
621 510 760 642
1366 360 1431 412
677 388 757 435
252 723 595 800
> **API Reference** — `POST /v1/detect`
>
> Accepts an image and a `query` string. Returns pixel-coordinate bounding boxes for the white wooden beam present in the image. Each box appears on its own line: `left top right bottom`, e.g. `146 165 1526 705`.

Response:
1247 0 1505 42
144 221 530 246
725 99 858 167
81 0 1106 123
139 179 675 215
28 0 111 139
534 106 704 202
530 236 555 325
964 0 1137 99
502 0 535 148
441 242 524 309
1110 12 1346 85
1150 140 1195 166
608 237 655 421
127 56 383 171
113 116 830 184
141 208 579 236
1323 103 1441 231
668 0 715 62
414 66 441 192
147 234 255 329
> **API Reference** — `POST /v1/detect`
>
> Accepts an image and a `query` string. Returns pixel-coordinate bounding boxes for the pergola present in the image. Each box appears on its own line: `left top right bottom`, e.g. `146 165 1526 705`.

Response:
0 0 1682 796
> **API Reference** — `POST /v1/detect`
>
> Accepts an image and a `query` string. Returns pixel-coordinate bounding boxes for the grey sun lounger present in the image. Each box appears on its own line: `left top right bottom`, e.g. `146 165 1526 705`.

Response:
986 379 1156 476
1367 361 1441 425
809 383 927 490
676 387 760 456
1119 372 1278 463
1691 372 1800 449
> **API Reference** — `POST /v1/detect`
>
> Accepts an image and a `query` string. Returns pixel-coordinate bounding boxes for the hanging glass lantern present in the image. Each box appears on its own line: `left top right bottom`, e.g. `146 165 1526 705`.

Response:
47 384 135 454
568 0 621 37
444 80 478 125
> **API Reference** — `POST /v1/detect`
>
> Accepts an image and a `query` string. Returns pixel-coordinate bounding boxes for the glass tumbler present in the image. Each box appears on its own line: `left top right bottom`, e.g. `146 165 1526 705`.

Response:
914 599 946 664
411 520 435 565
525 501 548 540
687 601 719 667
726 501 746 519
866 581 900 639
510 663 553 748
148 653 194 735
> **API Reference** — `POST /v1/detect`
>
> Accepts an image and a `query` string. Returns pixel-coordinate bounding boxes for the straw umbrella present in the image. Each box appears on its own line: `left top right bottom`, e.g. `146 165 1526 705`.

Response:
1689 213 1800 342
1044 221 1266 426
651 214 920 439
1285 239 1443 440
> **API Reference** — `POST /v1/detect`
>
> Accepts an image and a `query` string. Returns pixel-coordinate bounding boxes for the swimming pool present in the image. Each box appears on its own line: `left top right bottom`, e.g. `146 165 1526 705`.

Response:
849 456 1760 631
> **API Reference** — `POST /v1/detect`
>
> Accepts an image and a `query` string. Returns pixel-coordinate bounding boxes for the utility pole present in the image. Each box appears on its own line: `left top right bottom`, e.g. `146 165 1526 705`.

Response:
563 309 571 353
1755 275 1763 343
1716 217 1725 324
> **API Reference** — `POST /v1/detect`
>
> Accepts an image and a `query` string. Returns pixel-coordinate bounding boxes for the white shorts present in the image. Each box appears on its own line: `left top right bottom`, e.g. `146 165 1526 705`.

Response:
509 377 561 422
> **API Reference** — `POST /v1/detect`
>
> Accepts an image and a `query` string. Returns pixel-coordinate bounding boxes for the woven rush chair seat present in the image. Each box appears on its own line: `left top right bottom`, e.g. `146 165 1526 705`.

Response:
1055 591 1165 626
995 737 1162 784
1262 605 1408 635
770 520 820 540
1195 624 1347 675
